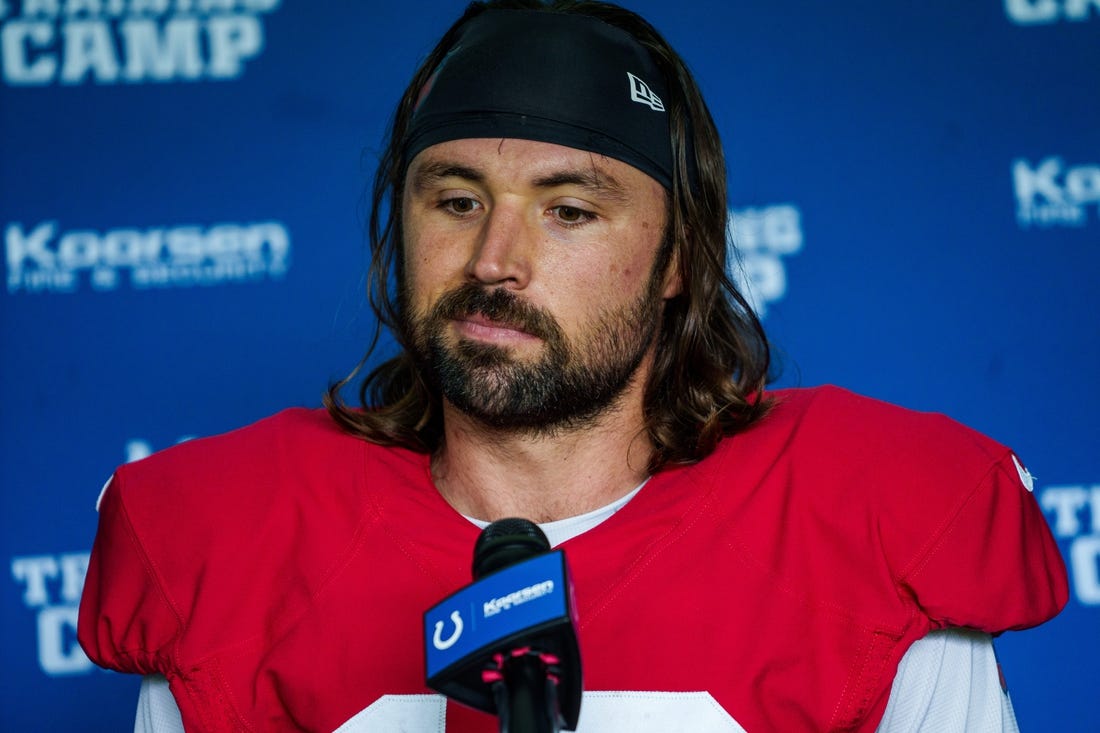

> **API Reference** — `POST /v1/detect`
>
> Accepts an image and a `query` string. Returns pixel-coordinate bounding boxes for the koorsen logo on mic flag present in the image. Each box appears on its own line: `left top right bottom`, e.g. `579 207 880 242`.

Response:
423 550 570 680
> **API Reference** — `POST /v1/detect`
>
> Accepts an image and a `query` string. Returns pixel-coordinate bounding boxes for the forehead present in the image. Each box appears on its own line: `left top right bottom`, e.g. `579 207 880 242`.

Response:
405 138 666 198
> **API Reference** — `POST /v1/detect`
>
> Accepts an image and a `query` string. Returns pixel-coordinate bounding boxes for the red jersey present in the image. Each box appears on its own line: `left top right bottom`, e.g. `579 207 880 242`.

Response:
78 386 1067 732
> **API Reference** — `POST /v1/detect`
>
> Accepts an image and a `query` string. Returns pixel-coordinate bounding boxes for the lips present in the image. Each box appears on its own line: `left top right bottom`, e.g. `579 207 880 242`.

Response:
453 311 540 344
426 283 560 346
458 312 530 334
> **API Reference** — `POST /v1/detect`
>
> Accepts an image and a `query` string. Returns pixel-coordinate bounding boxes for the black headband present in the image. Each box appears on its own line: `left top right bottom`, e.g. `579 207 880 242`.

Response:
403 9 675 189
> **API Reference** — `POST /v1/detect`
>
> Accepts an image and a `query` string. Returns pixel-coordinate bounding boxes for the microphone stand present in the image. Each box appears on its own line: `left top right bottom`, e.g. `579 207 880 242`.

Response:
492 650 560 733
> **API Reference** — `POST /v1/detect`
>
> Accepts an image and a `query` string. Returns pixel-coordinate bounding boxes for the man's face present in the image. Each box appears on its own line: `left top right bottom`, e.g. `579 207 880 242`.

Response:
401 138 678 433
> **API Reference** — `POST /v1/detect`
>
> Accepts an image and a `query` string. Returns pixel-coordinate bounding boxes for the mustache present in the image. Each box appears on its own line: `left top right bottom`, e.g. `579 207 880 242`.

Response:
430 284 560 342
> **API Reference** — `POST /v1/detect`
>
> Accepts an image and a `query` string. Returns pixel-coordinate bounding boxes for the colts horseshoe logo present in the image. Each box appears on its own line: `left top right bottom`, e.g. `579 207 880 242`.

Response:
432 610 464 650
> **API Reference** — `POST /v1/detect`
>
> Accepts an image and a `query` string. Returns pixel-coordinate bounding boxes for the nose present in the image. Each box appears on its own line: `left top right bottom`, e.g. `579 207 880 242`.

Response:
465 200 532 288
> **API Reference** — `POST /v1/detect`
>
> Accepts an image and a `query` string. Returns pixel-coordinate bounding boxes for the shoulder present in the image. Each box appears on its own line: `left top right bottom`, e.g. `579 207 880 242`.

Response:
714 385 1066 632
112 408 369 522
107 406 384 573
118 407 357 480
746 385 1021 541
86 408 393 672
764 385 1007 456
749 385 1012 491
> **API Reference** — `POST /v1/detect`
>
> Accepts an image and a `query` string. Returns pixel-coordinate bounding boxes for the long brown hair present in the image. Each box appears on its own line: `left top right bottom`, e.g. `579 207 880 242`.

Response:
325 0 772 472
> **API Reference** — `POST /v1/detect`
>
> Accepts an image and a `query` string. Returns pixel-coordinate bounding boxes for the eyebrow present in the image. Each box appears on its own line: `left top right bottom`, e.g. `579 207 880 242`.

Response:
409 158 632 204
409 161 484 191
532 169 631 204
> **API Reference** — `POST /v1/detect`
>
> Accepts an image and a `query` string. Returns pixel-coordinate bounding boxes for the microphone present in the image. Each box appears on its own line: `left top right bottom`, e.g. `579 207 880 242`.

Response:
423 518 583 732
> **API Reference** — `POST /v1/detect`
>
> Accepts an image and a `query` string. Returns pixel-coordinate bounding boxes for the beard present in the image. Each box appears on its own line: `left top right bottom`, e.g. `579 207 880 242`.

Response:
405 272 665 435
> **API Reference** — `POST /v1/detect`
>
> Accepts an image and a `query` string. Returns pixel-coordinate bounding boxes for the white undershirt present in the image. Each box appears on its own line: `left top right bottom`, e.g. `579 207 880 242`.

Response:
133 483 1020 732
462 479 647 547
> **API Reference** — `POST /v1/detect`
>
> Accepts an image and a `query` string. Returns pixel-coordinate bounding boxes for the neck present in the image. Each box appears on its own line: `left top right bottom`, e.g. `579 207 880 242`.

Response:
431 373 653 524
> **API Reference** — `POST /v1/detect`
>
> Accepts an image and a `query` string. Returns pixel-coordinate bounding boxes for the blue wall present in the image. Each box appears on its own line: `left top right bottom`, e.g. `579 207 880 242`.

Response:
2 1 1097 729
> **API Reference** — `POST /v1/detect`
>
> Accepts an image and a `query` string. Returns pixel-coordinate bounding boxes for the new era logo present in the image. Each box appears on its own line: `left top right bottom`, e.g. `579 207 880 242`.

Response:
628 72 665 111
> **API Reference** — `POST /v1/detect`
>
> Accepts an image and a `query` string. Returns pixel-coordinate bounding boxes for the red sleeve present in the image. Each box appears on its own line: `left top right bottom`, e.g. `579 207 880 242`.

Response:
76 409 372 732
898 451 1068 632
78 472 183 676
768 386 1070 636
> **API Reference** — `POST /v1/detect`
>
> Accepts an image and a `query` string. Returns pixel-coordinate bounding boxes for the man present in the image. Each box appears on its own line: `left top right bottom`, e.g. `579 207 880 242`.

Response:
78 2 1068 731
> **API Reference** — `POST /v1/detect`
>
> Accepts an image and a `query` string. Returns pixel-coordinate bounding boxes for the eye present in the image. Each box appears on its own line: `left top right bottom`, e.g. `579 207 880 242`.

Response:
551 205 595 227
441 197 481 216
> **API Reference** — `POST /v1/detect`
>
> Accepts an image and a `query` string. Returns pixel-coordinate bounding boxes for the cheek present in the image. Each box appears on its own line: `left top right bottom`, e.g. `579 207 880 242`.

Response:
608 263 639 280
603 252 651 288
405 215 474 280
402 218 430 271
556 230 655 295
553 257 648 328
403 225 454 298
401 244 441 319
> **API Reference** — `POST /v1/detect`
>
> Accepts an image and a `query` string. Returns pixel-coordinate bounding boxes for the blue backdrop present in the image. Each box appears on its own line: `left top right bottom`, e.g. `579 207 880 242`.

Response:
2 1 1097 729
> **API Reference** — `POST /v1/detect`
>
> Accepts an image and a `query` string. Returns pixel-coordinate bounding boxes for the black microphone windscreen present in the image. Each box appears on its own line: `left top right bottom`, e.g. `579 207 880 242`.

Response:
472 518 551 579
